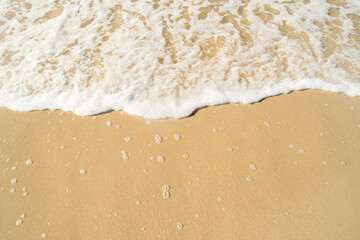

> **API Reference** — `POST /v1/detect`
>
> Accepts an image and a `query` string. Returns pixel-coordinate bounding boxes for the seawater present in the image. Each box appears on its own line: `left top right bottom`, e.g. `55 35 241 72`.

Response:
0 0 359 118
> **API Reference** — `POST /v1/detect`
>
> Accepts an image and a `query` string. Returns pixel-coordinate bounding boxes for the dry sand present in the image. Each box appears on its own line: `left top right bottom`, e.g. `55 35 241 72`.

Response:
0 90 360 240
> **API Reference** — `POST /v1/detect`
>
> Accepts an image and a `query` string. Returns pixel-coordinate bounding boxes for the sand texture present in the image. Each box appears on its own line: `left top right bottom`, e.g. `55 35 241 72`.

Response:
1 90 360 240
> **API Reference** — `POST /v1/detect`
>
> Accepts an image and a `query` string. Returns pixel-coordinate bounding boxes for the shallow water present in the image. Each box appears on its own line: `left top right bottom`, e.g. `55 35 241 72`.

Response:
0 0 359 118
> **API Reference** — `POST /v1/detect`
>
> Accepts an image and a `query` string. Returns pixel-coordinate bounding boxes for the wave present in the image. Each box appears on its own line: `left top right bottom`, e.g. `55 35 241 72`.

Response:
0 0 359 118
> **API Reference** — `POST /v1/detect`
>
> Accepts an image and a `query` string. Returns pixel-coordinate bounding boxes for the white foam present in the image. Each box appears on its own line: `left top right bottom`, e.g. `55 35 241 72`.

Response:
0 0 359 118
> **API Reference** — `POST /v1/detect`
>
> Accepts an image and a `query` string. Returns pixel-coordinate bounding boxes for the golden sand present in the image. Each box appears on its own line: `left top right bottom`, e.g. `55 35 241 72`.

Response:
1 90 360 239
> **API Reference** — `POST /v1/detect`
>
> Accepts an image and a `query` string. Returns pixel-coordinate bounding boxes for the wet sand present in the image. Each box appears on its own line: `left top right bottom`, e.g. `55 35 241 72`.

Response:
1 90 360 240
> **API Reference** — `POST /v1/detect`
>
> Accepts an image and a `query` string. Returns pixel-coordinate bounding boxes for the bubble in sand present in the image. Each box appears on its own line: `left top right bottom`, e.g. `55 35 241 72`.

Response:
163 191 170 199
80 169 87 174
106 121 112 127
92 116 97 120
41 233 47 238
246 177 254 182
136 200 141 205
289 144 294 149
228 147 233 152
217 196 223 201
121 150 129 160
25 159 33 165
72 137 78 140
155 134 163 144
299 149 305 153
23 192 28 196
11 178 17 184
177 222 183 230
162 187 170 198
16 219 23 226
341 161 347 166
140 227 145 231
195 213 200 218
265 121 271 127
60 145 65 150
125 137 132 142
183 154 189 158
174 134 181 141
21 214 25 218
157 156 165 163
162 184 170 191
10 188 15 193
249 164 257 170
212 128 218 133
149 156 155 161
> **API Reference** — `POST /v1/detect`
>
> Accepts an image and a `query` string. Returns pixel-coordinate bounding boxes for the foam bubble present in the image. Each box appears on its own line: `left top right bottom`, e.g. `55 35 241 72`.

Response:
174 134 181 141
249 164 257 170
162 191 169 199
177 222 183 230
121 150 129 160
246 177 254 182
25 159 33 165
157 156 165 163
11 178 17 184
155 134 163 144
162 184 170 191
16 219 23 226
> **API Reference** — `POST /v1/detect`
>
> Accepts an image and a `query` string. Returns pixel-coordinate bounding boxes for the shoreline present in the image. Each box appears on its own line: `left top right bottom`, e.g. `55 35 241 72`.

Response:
1 90 360 240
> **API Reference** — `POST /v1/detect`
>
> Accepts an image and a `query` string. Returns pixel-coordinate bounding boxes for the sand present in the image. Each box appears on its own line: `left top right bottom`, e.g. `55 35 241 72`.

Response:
0 90 360 240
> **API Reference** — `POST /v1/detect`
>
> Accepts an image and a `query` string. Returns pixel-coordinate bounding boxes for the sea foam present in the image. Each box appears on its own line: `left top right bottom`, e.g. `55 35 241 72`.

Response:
0 0 359 118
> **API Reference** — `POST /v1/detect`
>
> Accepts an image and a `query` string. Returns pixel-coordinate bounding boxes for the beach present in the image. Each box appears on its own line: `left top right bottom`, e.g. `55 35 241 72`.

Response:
1 0 360 239
1 90 360 239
